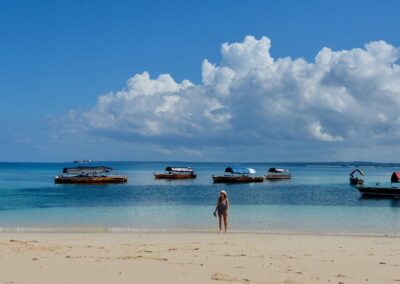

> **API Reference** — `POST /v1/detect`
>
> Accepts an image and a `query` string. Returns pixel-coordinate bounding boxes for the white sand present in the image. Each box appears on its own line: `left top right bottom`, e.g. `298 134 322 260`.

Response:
1 232 400 284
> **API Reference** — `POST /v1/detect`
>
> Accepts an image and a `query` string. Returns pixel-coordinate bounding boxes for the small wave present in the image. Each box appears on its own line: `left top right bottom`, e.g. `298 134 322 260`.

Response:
0 226 108 233
0 226 399 237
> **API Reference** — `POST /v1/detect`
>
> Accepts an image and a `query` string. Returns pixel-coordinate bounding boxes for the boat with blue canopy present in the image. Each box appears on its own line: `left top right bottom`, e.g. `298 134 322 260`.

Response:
154 167 197 180
265 168 292 180
212 167 264 183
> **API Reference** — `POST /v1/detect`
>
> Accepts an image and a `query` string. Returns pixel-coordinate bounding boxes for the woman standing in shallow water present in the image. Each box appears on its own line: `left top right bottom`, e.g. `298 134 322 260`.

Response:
214 190 229 232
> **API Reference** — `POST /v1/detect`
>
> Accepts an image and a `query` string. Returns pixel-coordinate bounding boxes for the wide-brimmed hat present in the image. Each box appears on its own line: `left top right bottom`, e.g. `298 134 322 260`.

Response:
220 190 227 196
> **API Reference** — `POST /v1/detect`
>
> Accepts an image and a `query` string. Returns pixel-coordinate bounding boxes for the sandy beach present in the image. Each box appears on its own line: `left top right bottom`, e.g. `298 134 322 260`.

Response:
1 232 399 284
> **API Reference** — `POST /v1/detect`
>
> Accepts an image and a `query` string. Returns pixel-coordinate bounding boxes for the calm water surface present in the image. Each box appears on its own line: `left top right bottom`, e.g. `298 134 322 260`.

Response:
0 162 400 234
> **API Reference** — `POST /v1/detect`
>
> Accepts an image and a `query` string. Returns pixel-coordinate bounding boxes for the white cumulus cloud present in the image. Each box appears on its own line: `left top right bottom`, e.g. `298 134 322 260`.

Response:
52 35 400 161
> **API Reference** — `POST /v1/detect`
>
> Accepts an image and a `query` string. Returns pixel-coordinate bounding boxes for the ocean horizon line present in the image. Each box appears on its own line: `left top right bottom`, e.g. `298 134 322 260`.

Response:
1 160 400 166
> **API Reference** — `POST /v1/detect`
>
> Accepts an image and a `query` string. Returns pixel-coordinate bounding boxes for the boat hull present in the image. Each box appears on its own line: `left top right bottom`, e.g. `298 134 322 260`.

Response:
212 176 264 183
154 173 197 180
349 177 364 186
265 174 291 180
54 176 128 184
357 186 400 198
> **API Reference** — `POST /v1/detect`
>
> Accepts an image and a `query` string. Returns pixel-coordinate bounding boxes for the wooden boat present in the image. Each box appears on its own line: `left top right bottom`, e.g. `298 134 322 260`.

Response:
54 166 128 184
212 167 264 183
357 185 400 198
350 177 364 186
349 169 364 186
212 175 264 183
265 168 291 180
154 167 197 180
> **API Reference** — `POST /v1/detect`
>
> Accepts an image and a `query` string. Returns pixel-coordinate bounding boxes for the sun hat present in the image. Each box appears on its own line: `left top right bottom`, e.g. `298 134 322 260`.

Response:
220 190 227 196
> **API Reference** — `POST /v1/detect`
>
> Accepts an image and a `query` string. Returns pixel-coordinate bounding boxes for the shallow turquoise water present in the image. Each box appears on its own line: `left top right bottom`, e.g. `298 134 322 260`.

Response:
0 162 400 234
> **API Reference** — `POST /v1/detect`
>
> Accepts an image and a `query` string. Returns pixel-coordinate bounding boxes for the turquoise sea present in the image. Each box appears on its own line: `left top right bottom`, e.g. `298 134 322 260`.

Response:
1 162 400 235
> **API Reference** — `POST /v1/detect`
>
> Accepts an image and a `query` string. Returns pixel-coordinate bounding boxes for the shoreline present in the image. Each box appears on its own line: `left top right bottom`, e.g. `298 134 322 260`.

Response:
1 227 400 238
1 232 400 283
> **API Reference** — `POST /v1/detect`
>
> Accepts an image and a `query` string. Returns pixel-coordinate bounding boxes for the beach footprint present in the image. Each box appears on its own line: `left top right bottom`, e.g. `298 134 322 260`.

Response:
211 272 251 283
211 272 236 282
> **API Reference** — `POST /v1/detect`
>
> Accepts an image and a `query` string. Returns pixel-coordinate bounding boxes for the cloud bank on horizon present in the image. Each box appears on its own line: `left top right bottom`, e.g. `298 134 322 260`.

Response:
55 35 400 161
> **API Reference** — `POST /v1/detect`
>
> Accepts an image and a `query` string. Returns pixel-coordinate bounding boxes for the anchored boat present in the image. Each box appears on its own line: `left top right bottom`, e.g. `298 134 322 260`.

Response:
265 168 291 180
357 171 400 198
212 167 264 183
349 169 365 186
54 166 128 184
154 167 197 180
357 185 400 198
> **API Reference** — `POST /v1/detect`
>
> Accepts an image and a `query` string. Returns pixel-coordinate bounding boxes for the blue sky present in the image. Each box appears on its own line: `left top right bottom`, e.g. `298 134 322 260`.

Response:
1 0 400 162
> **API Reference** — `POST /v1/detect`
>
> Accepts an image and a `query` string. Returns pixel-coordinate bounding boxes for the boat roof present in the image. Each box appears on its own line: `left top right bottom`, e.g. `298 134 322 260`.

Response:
225 167 256 175
165 167 194 173
62 166 114 174
268 168 289 173
349 169 365 176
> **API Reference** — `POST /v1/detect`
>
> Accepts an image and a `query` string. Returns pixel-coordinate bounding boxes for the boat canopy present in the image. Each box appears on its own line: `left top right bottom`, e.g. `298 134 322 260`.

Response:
391 172 400 183
349 169 365 177
268 168 288 173
165 167 194 173
62 166 113 174
225 167 256 175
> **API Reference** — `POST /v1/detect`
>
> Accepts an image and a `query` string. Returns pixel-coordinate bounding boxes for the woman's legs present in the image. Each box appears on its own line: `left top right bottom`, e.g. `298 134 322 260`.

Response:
223 213 228 232
218 213 223 232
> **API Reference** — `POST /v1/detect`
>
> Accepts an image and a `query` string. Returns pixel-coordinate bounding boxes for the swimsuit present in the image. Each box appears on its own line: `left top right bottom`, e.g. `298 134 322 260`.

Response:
217 199 228 215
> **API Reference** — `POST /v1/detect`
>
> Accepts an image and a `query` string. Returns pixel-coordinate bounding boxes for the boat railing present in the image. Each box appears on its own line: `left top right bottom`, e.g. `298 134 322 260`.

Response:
59 169 122 178
267 171 291 176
